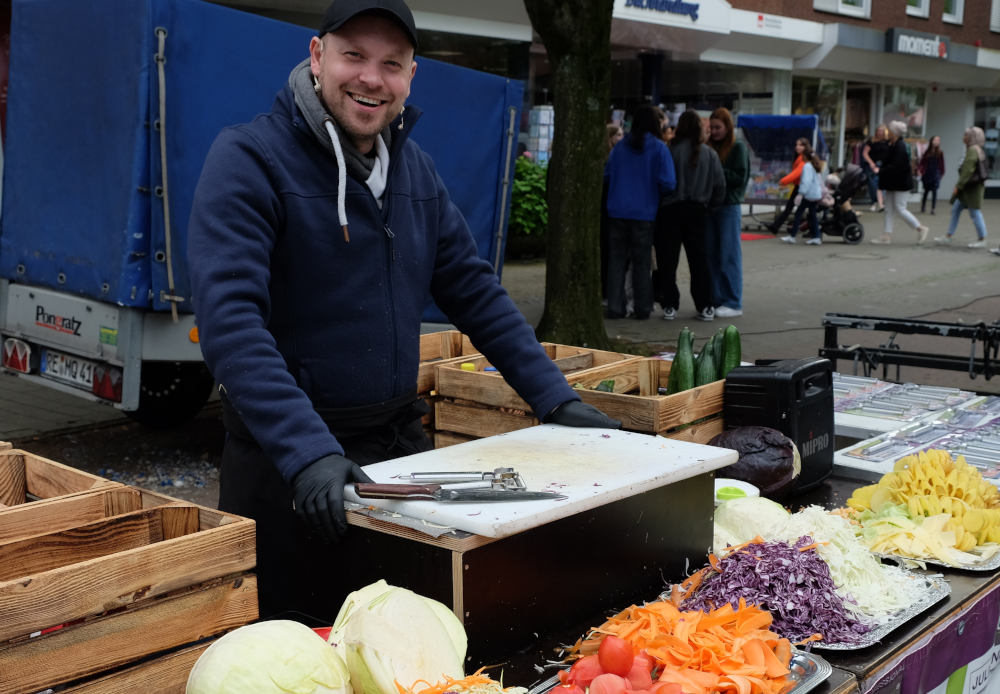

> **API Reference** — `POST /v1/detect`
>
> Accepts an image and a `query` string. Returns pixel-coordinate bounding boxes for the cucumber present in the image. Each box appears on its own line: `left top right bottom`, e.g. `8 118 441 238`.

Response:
713 328 725 380
696 337 717 387
670 328 695 394
720 325 742 379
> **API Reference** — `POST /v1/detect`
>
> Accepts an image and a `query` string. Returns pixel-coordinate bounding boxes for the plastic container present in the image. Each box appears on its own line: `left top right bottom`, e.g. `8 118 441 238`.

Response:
714 478 759 507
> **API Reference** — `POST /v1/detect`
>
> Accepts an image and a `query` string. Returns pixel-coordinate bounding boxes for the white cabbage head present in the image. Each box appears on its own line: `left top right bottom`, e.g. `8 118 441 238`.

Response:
186 620 351 694
337 585 465 694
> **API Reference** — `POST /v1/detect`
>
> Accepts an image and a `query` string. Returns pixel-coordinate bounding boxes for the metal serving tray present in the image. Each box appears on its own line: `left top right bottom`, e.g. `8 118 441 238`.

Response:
878 548 1000 572
527 652 832 694
812 574 950 650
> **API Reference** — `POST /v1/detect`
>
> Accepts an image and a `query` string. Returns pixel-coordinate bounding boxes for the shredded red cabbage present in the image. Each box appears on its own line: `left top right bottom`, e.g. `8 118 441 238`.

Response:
681 536 873 645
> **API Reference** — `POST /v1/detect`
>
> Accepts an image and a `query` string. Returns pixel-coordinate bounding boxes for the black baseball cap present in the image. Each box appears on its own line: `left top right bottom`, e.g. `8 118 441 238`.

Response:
319 0 419 50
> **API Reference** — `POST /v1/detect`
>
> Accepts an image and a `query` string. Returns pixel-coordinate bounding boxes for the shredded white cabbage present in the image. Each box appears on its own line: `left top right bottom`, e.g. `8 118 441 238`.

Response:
765 506 917 623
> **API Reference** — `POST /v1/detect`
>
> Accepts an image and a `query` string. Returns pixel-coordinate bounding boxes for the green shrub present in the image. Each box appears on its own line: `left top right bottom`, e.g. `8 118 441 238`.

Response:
510 156 548 236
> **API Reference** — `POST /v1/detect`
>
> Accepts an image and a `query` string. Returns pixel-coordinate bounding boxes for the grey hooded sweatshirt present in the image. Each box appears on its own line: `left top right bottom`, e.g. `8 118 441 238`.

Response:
662 139 726 209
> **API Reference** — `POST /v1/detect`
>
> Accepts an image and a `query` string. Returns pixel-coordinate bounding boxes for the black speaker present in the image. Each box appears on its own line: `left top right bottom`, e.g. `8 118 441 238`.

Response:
723 358 835 493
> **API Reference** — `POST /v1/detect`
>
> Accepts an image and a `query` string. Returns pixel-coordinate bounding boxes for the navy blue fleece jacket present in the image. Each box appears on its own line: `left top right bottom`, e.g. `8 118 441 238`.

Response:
188 85 579 482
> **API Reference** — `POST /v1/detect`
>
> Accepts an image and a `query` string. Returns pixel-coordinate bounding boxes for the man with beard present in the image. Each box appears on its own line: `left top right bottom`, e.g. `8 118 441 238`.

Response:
187 0 620 617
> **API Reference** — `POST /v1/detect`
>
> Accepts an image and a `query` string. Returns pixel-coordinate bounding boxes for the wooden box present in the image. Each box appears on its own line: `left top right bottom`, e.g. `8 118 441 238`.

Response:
0 448 120 510
0 442 11 452
435 355 724 443
0 484 257 694
417 330 479 394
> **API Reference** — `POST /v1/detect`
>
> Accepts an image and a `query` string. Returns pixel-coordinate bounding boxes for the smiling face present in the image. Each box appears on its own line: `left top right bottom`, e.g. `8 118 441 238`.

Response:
310 13 417 152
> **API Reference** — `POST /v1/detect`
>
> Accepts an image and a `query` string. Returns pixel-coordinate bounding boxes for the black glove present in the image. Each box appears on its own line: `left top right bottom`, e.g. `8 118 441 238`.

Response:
291 454 373 544
547 400 622 429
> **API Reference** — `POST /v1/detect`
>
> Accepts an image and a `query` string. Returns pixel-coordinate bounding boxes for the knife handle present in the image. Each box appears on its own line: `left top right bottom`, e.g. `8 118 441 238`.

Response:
354 483 441 499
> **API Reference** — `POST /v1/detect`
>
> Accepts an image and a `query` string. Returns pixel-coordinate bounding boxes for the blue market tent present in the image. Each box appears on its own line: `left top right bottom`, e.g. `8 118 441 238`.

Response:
1 0 521 323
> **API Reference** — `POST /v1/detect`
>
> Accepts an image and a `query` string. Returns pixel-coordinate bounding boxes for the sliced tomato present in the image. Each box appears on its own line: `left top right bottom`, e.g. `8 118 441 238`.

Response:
634 651 655 673
566 655 605 688
625 664 653 691
598 635 635 676
591 673 633 694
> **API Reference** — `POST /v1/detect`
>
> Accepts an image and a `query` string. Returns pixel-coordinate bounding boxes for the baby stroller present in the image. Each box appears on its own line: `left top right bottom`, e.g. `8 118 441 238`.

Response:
797 163 866 244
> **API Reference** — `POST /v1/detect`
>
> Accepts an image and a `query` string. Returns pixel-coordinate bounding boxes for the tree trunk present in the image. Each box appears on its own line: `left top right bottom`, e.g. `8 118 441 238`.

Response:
524 0 613 350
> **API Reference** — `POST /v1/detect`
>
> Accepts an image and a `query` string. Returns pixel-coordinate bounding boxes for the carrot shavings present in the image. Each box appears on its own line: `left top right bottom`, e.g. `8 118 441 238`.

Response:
395 668 525 694
575 599 791 694
796 542 830 552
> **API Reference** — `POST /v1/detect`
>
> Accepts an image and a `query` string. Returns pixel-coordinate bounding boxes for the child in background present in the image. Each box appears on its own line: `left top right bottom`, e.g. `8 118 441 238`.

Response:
779 142 825 246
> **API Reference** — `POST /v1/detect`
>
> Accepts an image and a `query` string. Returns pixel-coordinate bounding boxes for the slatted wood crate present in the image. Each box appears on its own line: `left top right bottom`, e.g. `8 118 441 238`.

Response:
434 355 724 445
0 448 120 510
0 442 11 452
417 330 478 395
433 344 643 443
0 473 257 694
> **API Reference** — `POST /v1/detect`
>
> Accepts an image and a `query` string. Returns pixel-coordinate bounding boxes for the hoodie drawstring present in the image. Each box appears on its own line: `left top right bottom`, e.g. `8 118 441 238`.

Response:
323 118 350 242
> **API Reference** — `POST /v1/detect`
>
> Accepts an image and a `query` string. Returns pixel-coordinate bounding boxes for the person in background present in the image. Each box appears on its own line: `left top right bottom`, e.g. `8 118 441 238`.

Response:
779 142 824 246
663 124 675 145
655 109 725 322
705 108 749 318
918 135 945 215
936 127 989 248
601 123 624 301
765 138 806 234
862 125 888 212
604 105 676 320
871 121 929 245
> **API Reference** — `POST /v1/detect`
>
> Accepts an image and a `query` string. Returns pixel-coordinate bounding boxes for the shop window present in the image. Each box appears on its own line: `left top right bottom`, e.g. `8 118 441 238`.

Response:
883 86 926 139
974 97 1000 179
813 0 871 20
943 0 964 24
791 77 844 166
906 0 930 19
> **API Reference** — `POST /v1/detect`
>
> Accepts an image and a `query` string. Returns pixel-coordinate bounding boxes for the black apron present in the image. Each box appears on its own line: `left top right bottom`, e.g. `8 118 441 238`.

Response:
219 391 432 620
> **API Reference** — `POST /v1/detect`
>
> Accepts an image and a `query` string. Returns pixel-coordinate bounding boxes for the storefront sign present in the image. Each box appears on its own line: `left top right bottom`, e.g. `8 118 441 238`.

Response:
756 14 781 31
623 0 700 22
885 28 950 60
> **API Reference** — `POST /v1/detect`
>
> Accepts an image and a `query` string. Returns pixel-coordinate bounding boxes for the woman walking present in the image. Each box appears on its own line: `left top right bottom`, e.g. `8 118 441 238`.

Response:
604 106 676 320
871 121 928 245
705 108 749 317
936 127 989 248
919 135 945 215
766 139 805 234
601 123 624 300
655 109 726 322
862 125 888 212
778 142 825 245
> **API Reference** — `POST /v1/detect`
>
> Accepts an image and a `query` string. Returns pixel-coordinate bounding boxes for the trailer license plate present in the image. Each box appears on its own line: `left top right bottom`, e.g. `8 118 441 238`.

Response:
40 349 96 390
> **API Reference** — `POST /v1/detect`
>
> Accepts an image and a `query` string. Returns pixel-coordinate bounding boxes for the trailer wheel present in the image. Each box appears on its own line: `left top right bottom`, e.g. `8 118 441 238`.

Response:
124 362 215 429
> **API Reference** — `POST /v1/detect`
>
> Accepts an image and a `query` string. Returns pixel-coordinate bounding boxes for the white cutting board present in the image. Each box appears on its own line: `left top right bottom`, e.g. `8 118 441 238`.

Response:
344 425 737 538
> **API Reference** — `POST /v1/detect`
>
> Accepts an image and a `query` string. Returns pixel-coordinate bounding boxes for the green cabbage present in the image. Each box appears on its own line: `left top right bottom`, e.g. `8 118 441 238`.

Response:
332 582 466 694
714 496 790 544
186 620 350 694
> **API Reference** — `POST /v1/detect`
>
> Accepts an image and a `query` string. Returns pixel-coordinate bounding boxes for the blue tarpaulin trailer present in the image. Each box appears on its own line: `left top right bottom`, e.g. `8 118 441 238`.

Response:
0 0 521 423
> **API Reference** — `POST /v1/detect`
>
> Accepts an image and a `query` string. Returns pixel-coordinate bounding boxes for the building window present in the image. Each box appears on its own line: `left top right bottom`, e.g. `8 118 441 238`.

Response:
792 77 845 166
883 86 926 139
943 0 964 24
974 97 1000 179
993 0 1000 32
906 0 930 18
813 0 871 20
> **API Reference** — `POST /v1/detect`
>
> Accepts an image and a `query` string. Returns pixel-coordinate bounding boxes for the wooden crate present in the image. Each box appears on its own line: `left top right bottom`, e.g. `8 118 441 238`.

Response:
0 485 256 646
417 330 479 394
60 640 214 694
434 352 722 438
0 449 120 509
570 358 725 434
434 344 639 413
0 442 11 452
0 575 255 694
